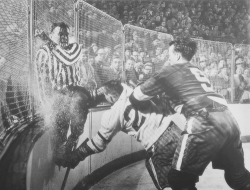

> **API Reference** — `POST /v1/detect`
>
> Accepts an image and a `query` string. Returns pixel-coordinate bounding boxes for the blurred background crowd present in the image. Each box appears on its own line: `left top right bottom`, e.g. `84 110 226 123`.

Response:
86 0 250 44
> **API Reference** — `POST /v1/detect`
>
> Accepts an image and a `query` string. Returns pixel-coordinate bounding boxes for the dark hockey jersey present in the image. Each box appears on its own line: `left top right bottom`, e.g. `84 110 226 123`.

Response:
133 62 227 113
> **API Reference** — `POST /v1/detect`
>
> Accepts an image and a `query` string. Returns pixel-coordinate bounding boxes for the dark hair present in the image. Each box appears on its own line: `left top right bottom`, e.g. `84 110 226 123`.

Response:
51 22 69 48
169 36 197 61
102 80 123 96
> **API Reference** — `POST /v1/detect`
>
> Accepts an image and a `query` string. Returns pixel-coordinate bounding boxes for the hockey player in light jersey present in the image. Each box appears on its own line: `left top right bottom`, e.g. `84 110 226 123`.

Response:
56 80 182 190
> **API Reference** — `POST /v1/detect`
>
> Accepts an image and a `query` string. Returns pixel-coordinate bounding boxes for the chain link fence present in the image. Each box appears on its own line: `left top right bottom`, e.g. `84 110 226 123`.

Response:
124 24 173 86
190 39 234 102
78 2 124 89
0 0 31 147
234 44 250 103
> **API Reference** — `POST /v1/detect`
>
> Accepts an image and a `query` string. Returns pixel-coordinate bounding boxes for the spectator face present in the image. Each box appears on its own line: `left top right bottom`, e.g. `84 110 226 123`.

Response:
97 49 105 61
93 45 98 52
236 58 244 66
133 35 139 41
156 16 161 22
210 62 217 69
236 67 243 75
143 65 153 75
104 47 111 55
88 57 94 65
156 47 163 55
134 63 142 73
200 60 207 69
162 49 169 57
210 69 218 77
204 68 210 77
218 60 226 69
244 69 250 77
132 52 139 61
80 51 88 62
221 68 228 75
112 58 121 70
140 52 145 58
125 50 131 57
126 60 134 70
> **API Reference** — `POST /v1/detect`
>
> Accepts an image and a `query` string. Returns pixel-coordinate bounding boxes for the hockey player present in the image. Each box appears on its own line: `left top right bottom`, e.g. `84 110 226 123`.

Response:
56 80 182 190
129 36 250 190
35 22 100 159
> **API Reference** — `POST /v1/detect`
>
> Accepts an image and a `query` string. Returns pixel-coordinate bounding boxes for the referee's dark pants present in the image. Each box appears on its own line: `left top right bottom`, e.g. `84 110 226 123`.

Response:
51 85 91 148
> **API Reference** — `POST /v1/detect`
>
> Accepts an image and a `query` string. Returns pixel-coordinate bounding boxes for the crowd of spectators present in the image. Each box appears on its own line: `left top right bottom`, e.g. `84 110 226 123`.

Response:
31 0 250 103
87 0 250 45
77 0 250 102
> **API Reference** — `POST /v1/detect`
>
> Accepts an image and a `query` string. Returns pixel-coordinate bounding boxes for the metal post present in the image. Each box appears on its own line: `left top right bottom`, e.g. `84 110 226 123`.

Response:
231 44 235 103
121 24 126 83
28 0 35 120
74 0 80 44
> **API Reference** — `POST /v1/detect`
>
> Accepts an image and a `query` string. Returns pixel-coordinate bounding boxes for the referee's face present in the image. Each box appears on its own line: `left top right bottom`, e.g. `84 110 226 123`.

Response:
50 26 61 44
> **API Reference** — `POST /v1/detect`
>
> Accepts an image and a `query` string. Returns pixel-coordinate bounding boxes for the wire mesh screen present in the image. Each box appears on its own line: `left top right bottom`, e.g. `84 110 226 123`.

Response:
78 2 124 89
124 24 173 86
34 0 75 44
234 44 250 103
32 0 75 106
0 0 30 143
191 39 233 102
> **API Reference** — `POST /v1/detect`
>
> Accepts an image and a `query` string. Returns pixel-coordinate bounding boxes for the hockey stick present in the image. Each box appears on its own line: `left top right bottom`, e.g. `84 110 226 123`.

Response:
60 139 78 190
61 166 71 190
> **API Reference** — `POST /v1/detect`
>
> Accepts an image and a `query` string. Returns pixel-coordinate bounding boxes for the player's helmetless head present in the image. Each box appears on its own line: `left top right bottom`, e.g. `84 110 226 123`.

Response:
102 80 123 104
50 22 69 48
169 36 197 64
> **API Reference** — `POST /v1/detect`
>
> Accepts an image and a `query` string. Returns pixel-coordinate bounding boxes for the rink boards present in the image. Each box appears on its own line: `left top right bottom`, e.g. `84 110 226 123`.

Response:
25 104 250 190
0 104 248 190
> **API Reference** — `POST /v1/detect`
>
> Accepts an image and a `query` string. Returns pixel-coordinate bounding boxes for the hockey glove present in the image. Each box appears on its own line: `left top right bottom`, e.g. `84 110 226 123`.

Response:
55 138 95 169
88 88 106 108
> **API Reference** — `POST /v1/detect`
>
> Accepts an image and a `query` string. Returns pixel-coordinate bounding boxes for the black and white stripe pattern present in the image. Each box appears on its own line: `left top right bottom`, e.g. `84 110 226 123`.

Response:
35 43 81 96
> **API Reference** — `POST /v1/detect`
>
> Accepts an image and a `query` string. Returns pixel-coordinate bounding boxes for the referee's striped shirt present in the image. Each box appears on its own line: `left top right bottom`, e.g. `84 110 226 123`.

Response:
35 42 82 95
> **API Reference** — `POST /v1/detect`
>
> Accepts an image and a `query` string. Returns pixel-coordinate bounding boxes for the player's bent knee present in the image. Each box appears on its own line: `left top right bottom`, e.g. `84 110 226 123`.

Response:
225 169 250 190
168 168 198 190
